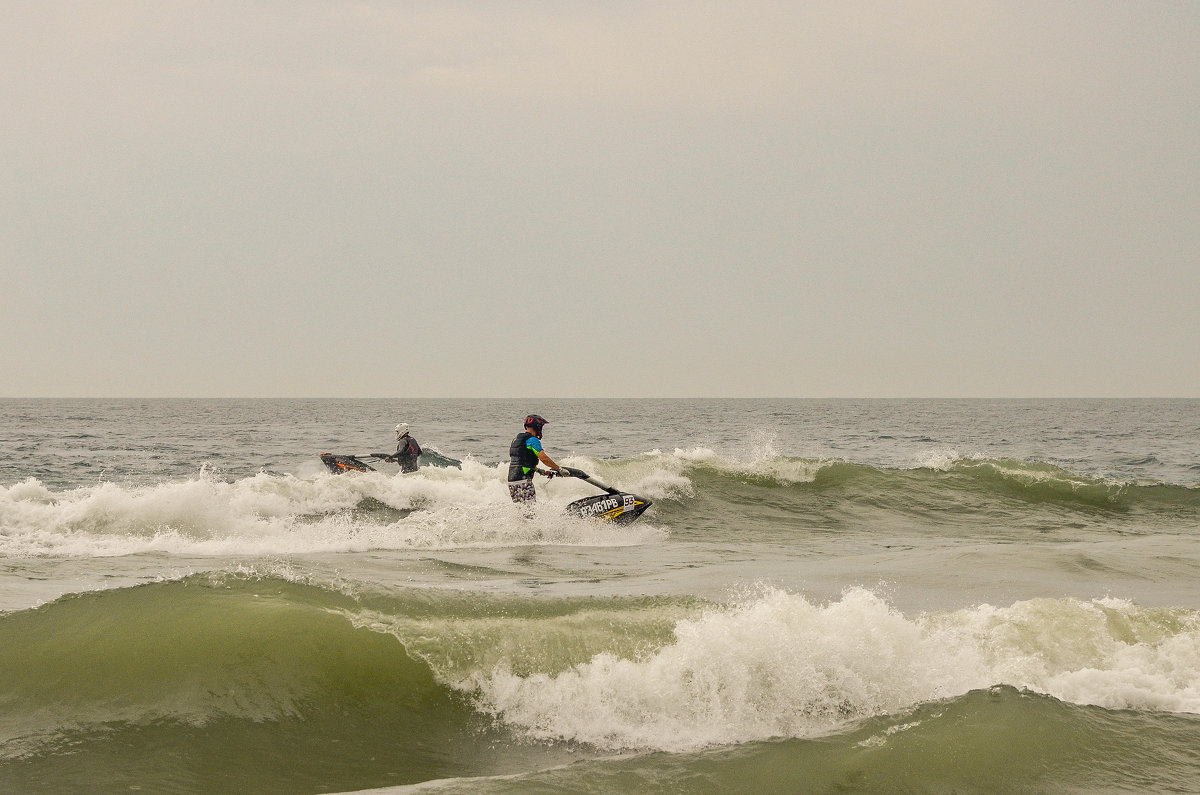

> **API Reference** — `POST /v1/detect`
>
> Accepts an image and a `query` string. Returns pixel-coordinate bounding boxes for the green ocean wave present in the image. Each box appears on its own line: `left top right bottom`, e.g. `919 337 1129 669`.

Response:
0 575 442 735
3 455 1196 561
0 573 683 732
648 456 1200 539
0 573 592 791
673 455 1198 509
425 687 1200 794
5 575 1200 792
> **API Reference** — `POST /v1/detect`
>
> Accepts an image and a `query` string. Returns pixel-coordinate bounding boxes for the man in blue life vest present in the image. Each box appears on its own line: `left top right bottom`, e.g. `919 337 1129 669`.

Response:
508 414 563 504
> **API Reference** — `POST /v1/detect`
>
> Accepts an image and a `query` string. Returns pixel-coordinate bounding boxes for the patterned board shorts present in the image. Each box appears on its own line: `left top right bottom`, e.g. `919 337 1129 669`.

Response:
508 479 536 504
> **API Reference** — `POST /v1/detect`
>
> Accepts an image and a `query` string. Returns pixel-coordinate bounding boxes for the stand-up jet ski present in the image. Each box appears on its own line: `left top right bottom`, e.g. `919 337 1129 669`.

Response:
555 466 652 526
320 453 378 473
320 451 461 474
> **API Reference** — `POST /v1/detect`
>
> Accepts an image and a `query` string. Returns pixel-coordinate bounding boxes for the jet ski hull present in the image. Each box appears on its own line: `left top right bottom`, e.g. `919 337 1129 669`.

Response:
320 453 375 473
565 492 651 525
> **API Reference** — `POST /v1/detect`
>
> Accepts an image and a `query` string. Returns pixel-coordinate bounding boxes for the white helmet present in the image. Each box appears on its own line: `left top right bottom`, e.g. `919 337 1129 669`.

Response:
395 423 409 438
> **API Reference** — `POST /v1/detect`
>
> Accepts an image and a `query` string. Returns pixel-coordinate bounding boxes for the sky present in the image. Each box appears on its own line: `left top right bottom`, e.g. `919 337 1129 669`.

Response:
2 1 1197 398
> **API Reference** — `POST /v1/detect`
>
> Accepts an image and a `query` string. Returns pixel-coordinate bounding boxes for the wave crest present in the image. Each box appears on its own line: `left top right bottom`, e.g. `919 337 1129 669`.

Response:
470 587 1200 751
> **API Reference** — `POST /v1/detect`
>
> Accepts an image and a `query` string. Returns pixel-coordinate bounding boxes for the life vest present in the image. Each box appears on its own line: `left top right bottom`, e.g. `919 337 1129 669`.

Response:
395 437 421 473
508 432 539 481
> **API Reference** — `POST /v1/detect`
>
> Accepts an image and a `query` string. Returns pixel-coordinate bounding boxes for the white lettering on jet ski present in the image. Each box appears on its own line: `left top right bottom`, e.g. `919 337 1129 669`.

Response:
578 497 622 517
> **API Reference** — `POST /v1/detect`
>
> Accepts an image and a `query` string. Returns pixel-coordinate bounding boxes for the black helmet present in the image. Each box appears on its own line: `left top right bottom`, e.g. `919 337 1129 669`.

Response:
524 414 548 437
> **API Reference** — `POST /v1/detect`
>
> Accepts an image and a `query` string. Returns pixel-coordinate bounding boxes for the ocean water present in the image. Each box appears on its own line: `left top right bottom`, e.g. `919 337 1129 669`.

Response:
1 398 1199 793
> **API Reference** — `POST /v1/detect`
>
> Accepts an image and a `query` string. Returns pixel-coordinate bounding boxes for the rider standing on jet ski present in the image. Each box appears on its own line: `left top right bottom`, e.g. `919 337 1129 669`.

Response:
508 414 563 504
390 423 422 473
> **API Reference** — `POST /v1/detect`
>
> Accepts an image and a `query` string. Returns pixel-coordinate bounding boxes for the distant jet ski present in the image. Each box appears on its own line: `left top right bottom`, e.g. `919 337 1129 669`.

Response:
319 451 462 474
320 453 376 473
556 466 652 526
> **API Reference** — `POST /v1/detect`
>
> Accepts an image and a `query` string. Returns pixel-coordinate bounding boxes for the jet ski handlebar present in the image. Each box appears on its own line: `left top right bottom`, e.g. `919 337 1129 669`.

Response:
548 466 622 496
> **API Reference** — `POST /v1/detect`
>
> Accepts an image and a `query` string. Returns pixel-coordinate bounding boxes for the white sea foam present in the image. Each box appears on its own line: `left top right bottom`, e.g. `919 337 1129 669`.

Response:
650 445 825 485
0 460 666 557
471 586 1200 752
913 448 967 470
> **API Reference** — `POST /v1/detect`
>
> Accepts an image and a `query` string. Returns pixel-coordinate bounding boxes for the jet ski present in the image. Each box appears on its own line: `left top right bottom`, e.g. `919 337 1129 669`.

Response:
320 453 377 473
320 451 462 474
555 466 652 526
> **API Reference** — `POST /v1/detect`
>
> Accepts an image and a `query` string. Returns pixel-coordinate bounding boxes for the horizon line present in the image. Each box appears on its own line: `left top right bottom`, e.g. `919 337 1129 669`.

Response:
2 396 1196 401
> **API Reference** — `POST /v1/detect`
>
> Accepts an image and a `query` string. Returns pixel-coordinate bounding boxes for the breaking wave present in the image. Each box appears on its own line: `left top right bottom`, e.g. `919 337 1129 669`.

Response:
2 452 1196 558
3 574 1200 762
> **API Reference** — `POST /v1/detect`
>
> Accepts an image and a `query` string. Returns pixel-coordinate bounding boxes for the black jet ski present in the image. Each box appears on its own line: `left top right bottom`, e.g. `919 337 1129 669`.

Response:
320 453 377 473
556 466 652 526
320 451 461 474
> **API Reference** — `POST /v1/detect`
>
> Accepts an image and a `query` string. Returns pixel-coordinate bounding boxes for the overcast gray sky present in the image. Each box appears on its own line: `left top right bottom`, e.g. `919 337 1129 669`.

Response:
2 1 1197 398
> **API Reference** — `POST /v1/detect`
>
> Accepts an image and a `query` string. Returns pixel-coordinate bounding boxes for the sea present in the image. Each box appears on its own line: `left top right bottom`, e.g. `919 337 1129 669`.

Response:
1 398 1199 794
